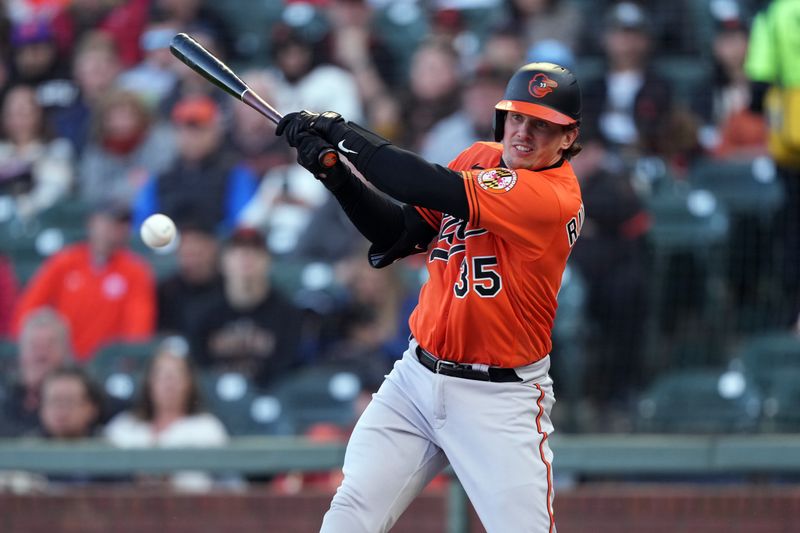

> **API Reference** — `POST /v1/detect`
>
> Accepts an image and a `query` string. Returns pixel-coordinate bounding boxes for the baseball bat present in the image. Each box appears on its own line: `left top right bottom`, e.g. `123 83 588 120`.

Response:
169 32 339 169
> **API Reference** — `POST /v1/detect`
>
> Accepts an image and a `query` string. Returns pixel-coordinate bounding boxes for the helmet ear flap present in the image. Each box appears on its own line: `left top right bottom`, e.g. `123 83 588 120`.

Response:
493 110 506 142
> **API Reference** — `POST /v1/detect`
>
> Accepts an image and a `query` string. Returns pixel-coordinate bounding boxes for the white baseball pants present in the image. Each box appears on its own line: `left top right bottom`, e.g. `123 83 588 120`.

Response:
320 339 557 533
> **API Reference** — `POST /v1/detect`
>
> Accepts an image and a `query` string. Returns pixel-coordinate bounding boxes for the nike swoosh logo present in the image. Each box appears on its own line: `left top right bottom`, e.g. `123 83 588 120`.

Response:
337 140 358 155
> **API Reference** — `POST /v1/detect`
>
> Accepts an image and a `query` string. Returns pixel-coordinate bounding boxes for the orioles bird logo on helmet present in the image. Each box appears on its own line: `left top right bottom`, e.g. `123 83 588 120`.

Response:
528 73 558 98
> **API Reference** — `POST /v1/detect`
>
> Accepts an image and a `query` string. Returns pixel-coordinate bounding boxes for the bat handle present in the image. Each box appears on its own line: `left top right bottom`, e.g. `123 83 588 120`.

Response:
318 148 338 168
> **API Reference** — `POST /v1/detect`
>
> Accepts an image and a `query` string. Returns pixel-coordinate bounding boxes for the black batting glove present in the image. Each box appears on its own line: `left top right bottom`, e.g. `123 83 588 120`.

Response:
307 111 345 139
276 110 316 147
280 110 390 174
294 132 349 188
276 110 348 146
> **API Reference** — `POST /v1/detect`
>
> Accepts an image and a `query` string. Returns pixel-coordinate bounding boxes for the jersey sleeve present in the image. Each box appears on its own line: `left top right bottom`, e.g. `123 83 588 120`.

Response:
462 168 561 257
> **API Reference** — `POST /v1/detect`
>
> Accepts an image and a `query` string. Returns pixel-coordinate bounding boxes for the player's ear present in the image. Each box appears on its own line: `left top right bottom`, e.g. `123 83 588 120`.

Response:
560 127 579 150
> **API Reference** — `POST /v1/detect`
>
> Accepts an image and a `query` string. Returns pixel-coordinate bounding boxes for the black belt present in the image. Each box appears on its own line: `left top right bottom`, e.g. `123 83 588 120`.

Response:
415 346 522 383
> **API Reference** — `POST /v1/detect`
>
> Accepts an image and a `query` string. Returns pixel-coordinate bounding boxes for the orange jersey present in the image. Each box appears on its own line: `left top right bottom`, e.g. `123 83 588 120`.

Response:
409 142 583 367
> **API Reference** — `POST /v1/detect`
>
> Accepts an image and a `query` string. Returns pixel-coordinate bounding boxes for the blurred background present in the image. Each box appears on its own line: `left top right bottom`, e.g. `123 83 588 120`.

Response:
1 0 799 531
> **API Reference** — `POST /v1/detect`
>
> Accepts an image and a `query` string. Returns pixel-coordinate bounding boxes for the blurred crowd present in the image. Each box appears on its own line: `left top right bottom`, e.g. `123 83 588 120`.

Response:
0 0 797 490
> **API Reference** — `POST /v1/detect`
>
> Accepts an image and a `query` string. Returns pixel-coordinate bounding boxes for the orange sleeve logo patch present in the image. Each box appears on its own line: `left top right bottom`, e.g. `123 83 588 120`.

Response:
476 168 517 193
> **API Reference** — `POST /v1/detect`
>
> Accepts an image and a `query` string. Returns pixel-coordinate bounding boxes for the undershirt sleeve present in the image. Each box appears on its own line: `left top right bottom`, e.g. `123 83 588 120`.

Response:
361 144 470 220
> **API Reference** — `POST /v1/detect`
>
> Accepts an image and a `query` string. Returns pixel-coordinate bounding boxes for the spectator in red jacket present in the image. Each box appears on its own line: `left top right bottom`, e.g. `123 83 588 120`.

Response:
12 201 156 361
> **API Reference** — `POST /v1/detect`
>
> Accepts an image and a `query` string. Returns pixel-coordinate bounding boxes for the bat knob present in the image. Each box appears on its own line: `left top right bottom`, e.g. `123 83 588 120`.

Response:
319 149 339 168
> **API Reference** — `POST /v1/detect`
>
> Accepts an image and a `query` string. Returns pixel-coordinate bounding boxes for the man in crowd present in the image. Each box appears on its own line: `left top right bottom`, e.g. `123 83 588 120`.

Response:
12 202 156 361
188 227 307 387
0 308 73 436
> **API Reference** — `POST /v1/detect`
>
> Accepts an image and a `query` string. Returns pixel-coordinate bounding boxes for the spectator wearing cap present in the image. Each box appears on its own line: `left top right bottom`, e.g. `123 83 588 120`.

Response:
0 83 74 222
11 201 156 361
8 16 78 112
156 214 224 336
580 1 676 165
187 227 307 388
420 62 512 165
78 88 177 207
0 307 73 437
132 95 259 235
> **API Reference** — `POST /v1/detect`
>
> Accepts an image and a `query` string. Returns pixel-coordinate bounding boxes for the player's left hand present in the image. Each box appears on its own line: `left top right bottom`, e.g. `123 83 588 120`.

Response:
276 110 344 147
294 132 347 185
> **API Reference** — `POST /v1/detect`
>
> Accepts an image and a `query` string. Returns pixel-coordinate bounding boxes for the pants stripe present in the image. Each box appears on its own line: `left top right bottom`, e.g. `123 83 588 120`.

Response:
534 383 555 533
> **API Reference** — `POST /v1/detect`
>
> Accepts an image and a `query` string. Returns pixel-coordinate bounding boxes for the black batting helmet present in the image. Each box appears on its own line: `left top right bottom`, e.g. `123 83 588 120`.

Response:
494 62 582 142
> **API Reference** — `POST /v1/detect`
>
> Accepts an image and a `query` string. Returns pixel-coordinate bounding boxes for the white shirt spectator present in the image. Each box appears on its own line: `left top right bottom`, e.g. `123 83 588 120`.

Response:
104 411 229 492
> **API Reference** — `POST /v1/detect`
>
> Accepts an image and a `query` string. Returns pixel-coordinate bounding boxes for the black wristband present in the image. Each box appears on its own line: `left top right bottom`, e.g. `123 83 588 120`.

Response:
321 121 390 171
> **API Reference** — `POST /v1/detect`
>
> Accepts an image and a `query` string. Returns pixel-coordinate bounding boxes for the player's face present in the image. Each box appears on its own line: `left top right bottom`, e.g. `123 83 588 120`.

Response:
501 112 577 170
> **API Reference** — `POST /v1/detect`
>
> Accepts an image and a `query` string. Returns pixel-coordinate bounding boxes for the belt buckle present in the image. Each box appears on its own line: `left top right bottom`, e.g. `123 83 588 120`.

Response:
434 359 459 374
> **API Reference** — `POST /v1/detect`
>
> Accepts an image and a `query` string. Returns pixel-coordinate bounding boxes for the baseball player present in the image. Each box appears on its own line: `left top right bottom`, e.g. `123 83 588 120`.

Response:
277 62 583 533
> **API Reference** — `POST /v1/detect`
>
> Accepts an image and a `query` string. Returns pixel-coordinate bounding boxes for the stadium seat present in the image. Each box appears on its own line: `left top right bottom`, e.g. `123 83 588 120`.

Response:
550 264 588 432
200 370 294 436
687 157 784 218
730 332 800 392
206 0 283 65
0 338 17 377
653 55 712 105
635 368 762 433
759 368 800 433
36 198 91 234
687 157 784 330
373 2 430 76
88 339 162 403
643 185 731 367
270 364 363 435
0 210 85 285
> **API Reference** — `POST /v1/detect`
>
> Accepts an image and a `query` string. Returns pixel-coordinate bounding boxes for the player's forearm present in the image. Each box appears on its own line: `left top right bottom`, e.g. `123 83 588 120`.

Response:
325 164 406 250
361 144 469 220
315 120 469 219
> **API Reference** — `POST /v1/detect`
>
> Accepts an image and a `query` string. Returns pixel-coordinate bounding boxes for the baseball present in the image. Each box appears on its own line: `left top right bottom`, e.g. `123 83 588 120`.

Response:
140 213 176 249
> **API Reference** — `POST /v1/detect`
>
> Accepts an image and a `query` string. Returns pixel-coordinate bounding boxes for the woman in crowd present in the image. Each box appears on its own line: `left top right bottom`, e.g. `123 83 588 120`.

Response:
104 336 229 492
0 84 74 222
78 88 176 207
